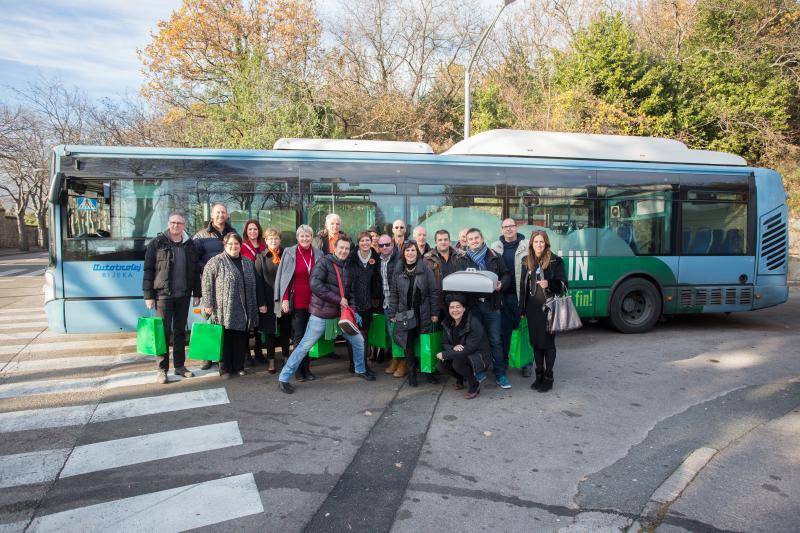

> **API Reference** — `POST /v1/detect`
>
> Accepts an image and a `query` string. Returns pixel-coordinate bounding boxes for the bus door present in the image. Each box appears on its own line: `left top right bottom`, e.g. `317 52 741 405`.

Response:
676 174 755 312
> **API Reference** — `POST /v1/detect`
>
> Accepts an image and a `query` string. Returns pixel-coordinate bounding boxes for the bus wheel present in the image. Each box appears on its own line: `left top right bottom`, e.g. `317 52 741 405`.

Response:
609 278 661 333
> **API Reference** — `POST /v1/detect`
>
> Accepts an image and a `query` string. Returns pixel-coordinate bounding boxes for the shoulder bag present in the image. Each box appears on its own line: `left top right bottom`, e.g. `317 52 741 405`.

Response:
542 282 582 334
333 263 361 336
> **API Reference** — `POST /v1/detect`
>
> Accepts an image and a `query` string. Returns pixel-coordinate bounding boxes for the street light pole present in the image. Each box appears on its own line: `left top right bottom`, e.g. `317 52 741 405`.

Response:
464 0 516 139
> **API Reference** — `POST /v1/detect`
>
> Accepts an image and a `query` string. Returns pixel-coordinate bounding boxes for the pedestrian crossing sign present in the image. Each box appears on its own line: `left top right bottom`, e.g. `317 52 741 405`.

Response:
77 197 98 211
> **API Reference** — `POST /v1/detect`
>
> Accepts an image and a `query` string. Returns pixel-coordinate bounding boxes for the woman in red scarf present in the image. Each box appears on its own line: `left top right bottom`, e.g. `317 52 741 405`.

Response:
241 219 266 261
242 219 266 366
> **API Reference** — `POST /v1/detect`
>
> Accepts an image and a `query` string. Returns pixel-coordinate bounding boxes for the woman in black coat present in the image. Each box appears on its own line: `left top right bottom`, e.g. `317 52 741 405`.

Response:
346 231 382 372
436 294 491 399
519 230 567 392
254 228 292 374
388 241 440 386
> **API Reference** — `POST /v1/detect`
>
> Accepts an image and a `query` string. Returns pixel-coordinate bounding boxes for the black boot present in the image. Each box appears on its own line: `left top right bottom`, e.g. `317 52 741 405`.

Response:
408 367 418 387
538 349 556 393
531 369 544 390
245 354 255 367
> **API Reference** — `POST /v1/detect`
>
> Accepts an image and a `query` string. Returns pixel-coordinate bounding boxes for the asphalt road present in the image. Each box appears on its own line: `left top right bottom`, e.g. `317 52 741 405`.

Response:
0 252 797 532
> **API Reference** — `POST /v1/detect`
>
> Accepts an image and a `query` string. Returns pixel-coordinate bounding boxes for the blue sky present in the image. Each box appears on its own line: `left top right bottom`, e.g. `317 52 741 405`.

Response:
0 0 180 102
0 0 502 103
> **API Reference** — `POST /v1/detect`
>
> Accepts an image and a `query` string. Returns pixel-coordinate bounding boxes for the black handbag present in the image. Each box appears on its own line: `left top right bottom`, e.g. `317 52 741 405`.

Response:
466 351 489 375
394 310 417 331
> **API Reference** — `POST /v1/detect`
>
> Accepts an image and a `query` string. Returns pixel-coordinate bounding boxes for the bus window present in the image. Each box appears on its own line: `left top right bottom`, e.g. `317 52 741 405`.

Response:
599 190 672 256
681 195 747 255
64 177 177 260
510 188 596 255
409 185 502 244
307 183 403 238
197 180 299 245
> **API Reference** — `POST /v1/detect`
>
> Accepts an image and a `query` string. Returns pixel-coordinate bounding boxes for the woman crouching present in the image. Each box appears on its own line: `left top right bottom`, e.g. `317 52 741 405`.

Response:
436 294 491 399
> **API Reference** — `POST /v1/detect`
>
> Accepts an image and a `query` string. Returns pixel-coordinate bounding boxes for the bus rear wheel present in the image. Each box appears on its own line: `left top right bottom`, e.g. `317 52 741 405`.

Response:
609 278 661 333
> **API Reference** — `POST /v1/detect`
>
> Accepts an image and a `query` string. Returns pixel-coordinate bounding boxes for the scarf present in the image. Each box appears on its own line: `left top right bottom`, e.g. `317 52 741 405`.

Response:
268 246 282 265
467 244 489 270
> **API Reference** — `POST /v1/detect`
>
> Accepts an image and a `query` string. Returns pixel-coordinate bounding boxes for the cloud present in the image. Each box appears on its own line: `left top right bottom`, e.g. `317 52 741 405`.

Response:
0 0 180 99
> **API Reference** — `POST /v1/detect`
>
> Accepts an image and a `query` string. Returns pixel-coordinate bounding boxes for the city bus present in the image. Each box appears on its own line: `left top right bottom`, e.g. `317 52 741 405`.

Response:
43 130 789 334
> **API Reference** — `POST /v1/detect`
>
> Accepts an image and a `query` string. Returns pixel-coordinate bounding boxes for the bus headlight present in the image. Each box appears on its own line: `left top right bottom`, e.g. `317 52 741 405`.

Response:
43 271 55 303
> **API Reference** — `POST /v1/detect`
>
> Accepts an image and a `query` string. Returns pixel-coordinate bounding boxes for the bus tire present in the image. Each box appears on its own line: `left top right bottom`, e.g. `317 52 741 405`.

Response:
609 277 661 333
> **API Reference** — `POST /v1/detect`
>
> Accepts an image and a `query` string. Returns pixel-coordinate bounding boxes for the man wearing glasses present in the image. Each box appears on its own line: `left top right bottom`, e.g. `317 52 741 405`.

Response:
490 218 530 377
377 234 401 370
143 212 202 384
392 220 408 248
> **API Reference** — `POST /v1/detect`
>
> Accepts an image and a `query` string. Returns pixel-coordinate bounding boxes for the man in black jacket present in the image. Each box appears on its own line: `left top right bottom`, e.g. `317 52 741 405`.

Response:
423 229 468 320
192 202 235 370
143 212 202 384
277 237 376 394
464 228 513 389
193 203 236 271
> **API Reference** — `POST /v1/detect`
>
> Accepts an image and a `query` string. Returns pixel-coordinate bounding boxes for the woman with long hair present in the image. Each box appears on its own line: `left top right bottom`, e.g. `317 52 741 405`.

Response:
255 228 293 374
519 230 567 392
273 225 323 381
241 219 267 366
388 241 440 386
241 219 266 261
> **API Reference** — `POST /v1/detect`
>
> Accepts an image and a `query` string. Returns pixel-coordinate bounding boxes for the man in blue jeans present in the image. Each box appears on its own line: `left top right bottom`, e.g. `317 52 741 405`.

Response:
278 238 376 394
491 219 530 376
464 228 513 389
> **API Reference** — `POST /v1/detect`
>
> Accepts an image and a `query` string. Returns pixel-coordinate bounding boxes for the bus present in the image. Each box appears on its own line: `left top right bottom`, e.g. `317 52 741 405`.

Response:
43 129 789 334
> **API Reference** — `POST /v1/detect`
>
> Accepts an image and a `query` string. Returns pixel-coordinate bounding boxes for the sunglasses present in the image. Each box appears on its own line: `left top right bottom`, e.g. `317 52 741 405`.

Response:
378 243 392 248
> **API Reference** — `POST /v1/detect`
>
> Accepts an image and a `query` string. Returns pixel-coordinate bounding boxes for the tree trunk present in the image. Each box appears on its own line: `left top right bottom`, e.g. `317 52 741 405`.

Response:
16 211 29 252
37 210 49 249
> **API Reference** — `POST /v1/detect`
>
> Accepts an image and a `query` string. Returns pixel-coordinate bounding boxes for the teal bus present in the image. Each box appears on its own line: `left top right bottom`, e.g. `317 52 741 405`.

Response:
43 130 789 334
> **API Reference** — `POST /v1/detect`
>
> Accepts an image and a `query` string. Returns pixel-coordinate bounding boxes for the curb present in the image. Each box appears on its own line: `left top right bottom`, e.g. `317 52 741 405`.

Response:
641 446 718 527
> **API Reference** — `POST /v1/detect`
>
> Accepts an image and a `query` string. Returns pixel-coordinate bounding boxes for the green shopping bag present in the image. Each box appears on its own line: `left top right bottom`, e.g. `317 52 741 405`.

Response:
137 316 167 356
368 313 390 348
415 328 443 374
508 317 533 368
188 319 223 361
323 318 340 340
310 338 335 358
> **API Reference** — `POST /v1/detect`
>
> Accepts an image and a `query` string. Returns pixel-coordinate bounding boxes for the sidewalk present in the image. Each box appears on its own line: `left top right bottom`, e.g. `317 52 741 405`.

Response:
656 406 800 532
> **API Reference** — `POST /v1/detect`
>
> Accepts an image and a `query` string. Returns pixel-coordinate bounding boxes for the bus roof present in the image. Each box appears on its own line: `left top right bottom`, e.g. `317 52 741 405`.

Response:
55 141 756 175
445 130 747 166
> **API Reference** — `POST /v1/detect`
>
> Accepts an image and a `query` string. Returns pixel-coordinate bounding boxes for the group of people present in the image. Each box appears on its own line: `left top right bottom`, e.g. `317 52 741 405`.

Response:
142 203 567 399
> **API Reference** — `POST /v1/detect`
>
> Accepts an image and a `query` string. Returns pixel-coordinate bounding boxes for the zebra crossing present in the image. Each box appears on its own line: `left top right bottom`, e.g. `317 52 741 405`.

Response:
0 303 267 531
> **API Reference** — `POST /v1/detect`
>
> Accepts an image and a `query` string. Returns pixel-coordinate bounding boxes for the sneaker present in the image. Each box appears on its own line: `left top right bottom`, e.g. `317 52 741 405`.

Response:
496 375 512 389
156 370 168 384
200 360 213 370
278 381 295 394
475 371 487 383
356 370 376 381
174 367 194 378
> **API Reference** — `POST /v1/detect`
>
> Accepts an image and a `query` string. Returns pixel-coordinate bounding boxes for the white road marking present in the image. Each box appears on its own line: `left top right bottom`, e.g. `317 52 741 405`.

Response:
1 355 117 373
0 448 70 488
0 321 48 330
0 388 230 433
0 421 242 488
25 473 263 532
0 269 27 277
20 269 46 277
0 308 44 314
60 421 242 477
0 339 138 356
0 368 216 400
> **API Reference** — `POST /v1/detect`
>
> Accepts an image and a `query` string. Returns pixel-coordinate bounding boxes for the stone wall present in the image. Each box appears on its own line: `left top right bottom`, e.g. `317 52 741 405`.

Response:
790 218 800 283
0 209 40 249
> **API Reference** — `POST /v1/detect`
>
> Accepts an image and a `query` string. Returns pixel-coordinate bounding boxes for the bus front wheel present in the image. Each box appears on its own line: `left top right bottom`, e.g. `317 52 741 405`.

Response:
609 278 661 333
